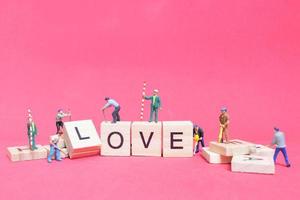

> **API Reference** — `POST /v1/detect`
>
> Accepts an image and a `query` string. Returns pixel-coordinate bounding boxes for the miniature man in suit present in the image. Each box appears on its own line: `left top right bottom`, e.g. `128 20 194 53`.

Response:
27 111 38 150
102 97 121 123
143 89 161 123
218 107 229 143
270 127 291 167
56 109 71 134
193 125 205 154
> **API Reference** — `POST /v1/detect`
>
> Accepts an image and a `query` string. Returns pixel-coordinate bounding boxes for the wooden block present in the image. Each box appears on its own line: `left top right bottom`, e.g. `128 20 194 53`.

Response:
231 155 275 174
202 147 232 164
63 120 101 159
162 121 193 157
132 121 162 156
249 145 275 158
7 145 47 162
100 121 131 156
209 139 255 156
44 145 69 159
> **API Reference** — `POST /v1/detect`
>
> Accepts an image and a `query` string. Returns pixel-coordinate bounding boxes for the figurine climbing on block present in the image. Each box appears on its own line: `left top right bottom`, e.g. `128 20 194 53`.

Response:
102 97 121 123
56 109 71 134
193 124 205 155
47 133 63 163
270 127 291 167
143 89 162 123
218 107 229 143
27 109 38 150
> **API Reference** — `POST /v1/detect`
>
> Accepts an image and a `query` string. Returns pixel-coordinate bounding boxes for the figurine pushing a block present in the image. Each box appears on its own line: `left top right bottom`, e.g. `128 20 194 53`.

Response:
218 107 229 143
193 124 205 155
102 97 121 123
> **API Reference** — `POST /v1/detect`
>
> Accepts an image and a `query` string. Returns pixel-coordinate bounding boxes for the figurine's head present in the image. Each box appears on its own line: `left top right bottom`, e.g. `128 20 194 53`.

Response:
58 109 63 113
105 97 110 101
274 127 280 132
221 107 227 113
153 89 159 95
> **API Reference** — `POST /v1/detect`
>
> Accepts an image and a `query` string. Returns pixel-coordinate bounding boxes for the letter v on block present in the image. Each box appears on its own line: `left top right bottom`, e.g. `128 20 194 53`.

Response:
132 122 162 157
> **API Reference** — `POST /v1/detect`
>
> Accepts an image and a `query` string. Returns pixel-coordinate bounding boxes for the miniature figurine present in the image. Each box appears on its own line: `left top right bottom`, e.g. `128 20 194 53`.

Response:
193 124 205 155
27 109 38 150
143 89 161 123
47 133 63 163
270 127 291 167
102 97 121 123
218 107 229 143
56 109 71 134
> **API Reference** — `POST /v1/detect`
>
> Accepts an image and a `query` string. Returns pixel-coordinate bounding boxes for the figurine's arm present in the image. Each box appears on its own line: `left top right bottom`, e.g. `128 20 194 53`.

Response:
158 97 162 108
143 95 152 100
102 102 111 110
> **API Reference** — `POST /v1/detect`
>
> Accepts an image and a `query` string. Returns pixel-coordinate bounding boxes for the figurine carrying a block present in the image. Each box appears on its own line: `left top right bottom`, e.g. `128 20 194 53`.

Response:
218 107 229 143
193 124 205 155
56 109 71 134
143 89 161 123
102 97 121 123
27 109 38 150
270 127 291 167
47 133 63 163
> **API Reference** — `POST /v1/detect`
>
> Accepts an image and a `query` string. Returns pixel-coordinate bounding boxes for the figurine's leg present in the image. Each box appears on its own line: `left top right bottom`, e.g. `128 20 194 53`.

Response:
112 109 117 123
149 107 154 122
200 138 205 147
218 127 223 143
48 145 55 163
55 148 62 161
223 128 228 143
116 106 121 121
56 122 60 134
273 148 280 163
32 136 37 150
281 148 290 167
193 143 198 155
154 109 158 123
195 141 200 153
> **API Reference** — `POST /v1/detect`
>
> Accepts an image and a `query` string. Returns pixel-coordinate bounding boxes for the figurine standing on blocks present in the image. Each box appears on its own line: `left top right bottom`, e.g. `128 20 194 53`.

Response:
47 133 63 163
193 125 205 155
56 109 71 134
102 97 121 123
27 109 38 150
143 89 161 123
218 107 229 143
270 127 291 167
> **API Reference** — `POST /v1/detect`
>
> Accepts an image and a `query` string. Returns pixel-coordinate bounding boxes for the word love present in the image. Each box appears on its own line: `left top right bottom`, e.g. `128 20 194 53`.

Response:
64 120 193 158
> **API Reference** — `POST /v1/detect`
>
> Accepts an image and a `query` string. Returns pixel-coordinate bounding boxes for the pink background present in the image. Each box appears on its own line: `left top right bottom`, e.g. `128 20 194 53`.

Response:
0 0 299 199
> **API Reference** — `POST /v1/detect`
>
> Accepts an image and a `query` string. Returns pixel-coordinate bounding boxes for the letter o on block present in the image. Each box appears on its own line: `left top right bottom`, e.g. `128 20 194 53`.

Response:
100 121 131 156
163 121 193 157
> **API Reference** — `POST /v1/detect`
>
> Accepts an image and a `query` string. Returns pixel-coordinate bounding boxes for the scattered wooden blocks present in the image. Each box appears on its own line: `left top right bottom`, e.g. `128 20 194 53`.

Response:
209 139 255 156
63 120 101 159
162 121 193 157
131 121 162 156
231 155 275 174
249 145 274 158
44 145 69 159
7 145 47 162
100 121 131 156
202 147 232 164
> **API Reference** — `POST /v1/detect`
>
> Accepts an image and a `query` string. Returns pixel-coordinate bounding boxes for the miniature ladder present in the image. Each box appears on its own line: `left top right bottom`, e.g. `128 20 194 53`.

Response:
140 81 147 120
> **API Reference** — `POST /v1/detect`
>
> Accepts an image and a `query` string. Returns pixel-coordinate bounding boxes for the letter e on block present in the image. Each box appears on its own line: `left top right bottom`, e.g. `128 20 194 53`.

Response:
100 121 131 156
63 120 101 159
163 121 193 157
132 122 162 156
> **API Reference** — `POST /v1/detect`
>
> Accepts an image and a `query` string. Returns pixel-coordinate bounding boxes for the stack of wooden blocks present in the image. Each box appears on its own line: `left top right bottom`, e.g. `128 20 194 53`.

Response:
202 139 275 174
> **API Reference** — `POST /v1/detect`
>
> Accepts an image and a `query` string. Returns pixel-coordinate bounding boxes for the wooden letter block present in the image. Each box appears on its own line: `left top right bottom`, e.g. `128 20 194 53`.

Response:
63 120 101 159
162 121 193 157
7 145 47 162
44 145 69 159
209 139 255 156
100 121 131 156
202 147 232 164
132 122 162 156
249 145 275 159
231 155 275 174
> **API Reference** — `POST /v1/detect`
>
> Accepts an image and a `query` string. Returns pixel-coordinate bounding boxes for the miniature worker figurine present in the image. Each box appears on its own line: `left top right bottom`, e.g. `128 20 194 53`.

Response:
27 112 38 150
218 107 229 143
270 127 291 167
102 97 121 123
143 89 161 123
47 133 63 163
193 125 205 155
56 109 71 134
